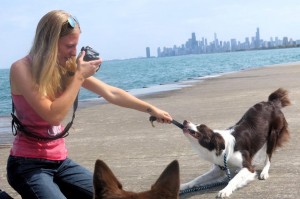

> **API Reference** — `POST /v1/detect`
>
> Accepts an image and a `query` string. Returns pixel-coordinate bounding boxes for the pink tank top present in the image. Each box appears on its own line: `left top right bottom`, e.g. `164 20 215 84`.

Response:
10 94 68 160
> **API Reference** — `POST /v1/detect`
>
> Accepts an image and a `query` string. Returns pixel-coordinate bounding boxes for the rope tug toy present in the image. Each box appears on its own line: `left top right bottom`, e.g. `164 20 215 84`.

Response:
149 116 184 129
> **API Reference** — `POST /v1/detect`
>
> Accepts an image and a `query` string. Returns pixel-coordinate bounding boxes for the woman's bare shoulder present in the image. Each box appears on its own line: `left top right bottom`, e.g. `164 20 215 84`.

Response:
10 56 33 94
11 56 31 71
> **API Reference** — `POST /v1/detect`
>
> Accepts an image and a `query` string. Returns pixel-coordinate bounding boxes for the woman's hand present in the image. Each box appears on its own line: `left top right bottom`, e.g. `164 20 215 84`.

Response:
76 51 102 79
149 107 172 124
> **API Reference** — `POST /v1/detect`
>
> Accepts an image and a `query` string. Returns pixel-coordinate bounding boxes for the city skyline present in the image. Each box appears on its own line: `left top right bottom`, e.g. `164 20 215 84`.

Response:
148 28 300 58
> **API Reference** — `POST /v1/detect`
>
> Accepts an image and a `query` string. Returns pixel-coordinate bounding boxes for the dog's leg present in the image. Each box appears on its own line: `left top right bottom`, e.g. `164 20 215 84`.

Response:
260 156 270 180
218 168 256 198
180 164 227 191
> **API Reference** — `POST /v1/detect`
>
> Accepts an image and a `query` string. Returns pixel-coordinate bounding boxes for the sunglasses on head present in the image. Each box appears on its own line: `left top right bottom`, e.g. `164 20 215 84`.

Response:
67 15 80 29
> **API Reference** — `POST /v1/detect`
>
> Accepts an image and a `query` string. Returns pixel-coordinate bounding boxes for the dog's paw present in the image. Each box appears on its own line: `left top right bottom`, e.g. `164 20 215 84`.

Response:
259 171 269 180
217 187 233 198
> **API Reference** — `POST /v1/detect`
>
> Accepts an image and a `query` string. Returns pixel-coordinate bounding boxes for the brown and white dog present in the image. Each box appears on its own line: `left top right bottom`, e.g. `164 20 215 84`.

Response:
180 88 290 198
93 159 180 199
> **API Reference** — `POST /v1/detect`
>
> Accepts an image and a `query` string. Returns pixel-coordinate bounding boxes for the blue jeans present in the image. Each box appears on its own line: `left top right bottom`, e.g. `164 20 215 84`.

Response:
0 189 13 199
6 155 93 199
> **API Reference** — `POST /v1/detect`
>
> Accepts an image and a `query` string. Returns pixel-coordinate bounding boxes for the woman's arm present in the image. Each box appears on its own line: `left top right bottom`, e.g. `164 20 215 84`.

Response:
10 54 99 125
10 60 83 125
82 76 172 123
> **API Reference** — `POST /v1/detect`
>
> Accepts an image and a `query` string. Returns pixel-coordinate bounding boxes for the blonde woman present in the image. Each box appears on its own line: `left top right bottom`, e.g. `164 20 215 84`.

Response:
7 10 172 199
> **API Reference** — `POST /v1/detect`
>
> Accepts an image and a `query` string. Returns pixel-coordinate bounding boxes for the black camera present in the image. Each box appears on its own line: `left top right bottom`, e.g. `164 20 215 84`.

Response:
81 46 100 61
81 46 101 71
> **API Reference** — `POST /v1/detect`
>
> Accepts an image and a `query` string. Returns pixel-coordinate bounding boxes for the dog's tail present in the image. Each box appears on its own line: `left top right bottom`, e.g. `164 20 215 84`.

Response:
268 88 291 108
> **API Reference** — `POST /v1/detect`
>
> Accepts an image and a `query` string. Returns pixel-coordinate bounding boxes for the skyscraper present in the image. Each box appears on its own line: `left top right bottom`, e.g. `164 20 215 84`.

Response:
255 28 260 49
157 47 161 57
146 47 150 58
214 33 218 49
230 39 237 51
191 32 198 53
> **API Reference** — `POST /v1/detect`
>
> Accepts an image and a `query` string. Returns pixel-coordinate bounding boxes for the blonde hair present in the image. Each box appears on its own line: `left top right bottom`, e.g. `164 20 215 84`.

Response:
29 10 79 100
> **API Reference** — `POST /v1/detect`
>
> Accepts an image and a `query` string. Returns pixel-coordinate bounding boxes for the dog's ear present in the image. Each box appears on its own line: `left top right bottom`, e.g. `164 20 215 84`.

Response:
93 159 123 199
151 160 180 198
211 133 225 156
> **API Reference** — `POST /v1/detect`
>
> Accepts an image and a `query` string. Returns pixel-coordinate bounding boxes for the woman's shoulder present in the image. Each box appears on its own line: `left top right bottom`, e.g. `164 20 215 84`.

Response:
11 56 31 69
11 56 32 76
10 56 33 94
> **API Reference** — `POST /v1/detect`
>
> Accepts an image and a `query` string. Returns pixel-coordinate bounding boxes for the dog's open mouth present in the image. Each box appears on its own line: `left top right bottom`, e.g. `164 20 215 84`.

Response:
183 128 199 139
183 120 200 139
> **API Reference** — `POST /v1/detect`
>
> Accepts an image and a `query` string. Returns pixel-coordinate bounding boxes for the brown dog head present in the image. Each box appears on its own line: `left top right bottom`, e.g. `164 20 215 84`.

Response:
183 120 225 156
93 159 180 199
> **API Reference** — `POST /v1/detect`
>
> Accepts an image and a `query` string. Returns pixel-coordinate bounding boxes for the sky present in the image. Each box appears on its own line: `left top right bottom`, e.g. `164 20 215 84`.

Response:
1 0 300 69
